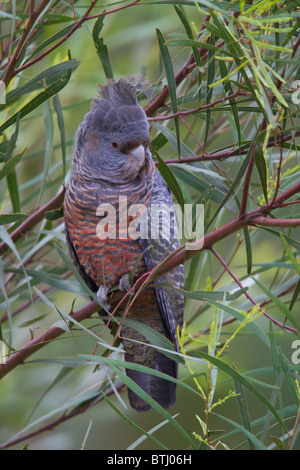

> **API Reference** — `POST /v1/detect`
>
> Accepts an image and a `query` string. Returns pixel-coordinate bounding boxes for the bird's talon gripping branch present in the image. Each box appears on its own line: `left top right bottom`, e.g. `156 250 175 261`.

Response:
96 285 111 310
118 273 132 293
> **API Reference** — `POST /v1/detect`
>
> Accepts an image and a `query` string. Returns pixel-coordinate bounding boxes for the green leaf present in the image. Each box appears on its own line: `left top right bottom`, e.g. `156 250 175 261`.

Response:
206 150 253 229
0 150 24 181
8 268 86 295
204 34 215 145
6 169 20 213
254 144 268 204
219 60 241 146
92 16 114 80
174 6 201 70
156 28 180 157
279 233 300 276
204 299 271 347
214 412 267 450
53 94 66 180
0 59 78 133
170 164 236 211
0 116 20 163
154 151 185 211
278 348 299 403
233 364 255 450
260 228 300 251
44 206 64 221
289 279 300 312
161 285 248 301
2 59 79 107
24 24 74 64
39 99 54 203
103 393 168 450
127 416 174 450
243 227 252 275
0 213 27 225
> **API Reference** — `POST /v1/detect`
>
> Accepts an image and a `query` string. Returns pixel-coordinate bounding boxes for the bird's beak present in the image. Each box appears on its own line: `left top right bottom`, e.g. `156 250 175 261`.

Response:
129 144 145 168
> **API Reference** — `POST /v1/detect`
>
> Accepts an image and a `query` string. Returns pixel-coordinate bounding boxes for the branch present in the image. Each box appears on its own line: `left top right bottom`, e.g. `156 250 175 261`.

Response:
148 91 245 122
153 128 300 165
250 216 300 227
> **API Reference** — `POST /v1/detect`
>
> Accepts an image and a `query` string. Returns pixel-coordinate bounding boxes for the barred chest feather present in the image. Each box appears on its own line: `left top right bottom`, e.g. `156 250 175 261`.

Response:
64 164 155 288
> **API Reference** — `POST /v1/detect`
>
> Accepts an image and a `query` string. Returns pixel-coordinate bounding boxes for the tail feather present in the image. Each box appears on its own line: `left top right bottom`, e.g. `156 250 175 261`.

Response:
125 351 177 411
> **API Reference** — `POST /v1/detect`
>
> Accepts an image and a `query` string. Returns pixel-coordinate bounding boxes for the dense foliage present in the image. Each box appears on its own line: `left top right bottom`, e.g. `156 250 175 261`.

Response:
0 0 299 450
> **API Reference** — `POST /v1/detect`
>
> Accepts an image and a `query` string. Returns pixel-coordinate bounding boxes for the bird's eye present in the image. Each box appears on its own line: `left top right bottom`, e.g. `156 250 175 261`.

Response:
112 142 118 149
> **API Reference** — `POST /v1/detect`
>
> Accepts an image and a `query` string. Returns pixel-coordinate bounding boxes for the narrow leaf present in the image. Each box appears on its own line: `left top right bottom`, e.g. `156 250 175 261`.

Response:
156 28 180 157
92 16 114 80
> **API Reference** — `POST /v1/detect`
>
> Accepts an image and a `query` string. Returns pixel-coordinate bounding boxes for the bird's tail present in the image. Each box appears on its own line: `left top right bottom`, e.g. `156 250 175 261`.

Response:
125 351 177 412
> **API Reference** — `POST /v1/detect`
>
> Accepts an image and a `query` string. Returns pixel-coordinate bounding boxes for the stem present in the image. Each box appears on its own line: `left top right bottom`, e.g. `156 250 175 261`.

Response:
153 129 300 165
148 91 244 121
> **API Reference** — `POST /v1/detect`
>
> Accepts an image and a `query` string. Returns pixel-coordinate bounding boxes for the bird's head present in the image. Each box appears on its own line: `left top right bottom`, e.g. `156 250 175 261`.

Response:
73 78 153 183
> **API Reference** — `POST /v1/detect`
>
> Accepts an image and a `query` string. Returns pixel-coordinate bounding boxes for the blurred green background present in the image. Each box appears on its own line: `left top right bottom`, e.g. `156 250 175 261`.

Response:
0 0 299 450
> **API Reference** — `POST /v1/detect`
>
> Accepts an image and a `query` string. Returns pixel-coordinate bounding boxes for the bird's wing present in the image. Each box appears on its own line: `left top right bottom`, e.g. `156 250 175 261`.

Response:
138 172 184 350
65 225 98 293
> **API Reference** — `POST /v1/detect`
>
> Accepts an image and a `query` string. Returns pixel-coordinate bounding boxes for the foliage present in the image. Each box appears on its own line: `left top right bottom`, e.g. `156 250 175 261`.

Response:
0 0 300 450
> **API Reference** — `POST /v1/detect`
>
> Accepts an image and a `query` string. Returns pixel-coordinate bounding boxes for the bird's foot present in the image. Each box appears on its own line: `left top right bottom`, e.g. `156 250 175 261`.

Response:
119 273 133 294
97 285 111 310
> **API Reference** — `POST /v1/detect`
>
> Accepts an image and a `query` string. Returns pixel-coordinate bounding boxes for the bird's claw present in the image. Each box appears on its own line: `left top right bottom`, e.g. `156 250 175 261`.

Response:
97 285 111 310
119 273 132 293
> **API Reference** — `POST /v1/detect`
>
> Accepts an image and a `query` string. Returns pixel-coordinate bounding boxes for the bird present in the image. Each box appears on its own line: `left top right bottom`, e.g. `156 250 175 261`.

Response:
64 78 184 411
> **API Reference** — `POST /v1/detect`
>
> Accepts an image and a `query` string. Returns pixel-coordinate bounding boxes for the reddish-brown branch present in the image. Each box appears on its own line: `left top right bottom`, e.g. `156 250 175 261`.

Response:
250 216 300 227
153 128 300 165
86 0 141 20
148 91 245 121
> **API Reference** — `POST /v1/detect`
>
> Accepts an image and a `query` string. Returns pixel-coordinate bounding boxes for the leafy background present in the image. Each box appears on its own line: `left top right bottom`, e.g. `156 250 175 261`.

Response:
0 0 299 450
